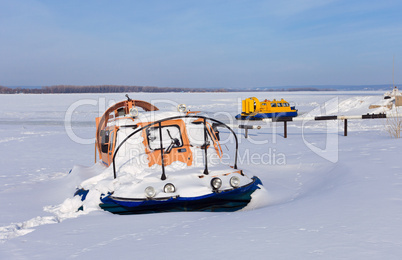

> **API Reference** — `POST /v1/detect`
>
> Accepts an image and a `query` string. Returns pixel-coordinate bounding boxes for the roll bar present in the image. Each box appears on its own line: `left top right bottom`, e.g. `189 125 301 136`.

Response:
112 115 238 180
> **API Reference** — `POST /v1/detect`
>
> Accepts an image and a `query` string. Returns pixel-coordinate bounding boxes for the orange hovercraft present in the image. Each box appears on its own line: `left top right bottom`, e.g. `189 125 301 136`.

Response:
74 95 263 214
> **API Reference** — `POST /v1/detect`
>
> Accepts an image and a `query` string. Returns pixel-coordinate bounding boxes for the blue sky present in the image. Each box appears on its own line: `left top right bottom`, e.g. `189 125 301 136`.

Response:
1 0 402 88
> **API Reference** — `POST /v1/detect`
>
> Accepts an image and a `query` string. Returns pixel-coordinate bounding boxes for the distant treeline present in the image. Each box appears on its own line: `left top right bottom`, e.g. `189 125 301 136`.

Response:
1 84 394 94
254 87 336 92
0 85 344 94
0 85 228 94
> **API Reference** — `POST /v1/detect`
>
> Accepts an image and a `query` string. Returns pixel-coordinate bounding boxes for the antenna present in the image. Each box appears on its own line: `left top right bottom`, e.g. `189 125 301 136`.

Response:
393 55 395 88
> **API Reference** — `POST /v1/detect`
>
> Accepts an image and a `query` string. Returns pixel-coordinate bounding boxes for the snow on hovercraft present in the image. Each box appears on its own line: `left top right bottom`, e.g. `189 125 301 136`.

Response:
74 95 262 214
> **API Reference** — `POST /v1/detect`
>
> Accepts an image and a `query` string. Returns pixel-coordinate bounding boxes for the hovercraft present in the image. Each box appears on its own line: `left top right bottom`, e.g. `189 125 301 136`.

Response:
235 97 297 120
384 86 401 100
74 95 262 214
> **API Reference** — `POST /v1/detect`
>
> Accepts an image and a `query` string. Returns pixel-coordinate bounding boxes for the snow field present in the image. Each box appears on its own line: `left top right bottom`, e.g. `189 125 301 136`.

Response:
1 91 402 259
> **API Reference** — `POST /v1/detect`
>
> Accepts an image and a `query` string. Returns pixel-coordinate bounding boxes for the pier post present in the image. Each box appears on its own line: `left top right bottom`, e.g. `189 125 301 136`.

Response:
344 119 347 136
239 125 253 139
284 121 287 138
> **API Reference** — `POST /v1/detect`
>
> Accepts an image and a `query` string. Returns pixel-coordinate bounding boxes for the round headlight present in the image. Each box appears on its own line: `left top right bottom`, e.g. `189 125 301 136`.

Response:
144 186 156 198
230 176 241 188
164 183 176 193
129 107 139 117
177 104 187 113
211 177 222 190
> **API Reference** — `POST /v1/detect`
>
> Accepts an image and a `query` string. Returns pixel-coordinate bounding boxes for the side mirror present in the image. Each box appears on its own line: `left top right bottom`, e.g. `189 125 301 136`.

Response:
165 138 180 154
173 138 180 146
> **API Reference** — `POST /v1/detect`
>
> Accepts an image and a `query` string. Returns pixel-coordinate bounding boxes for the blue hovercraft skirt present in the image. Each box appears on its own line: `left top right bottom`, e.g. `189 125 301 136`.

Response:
97 176 262 215
235 111 297 120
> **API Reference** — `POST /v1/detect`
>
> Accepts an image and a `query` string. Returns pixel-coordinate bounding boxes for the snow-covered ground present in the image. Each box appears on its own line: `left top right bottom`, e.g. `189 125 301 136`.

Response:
1 91 402 259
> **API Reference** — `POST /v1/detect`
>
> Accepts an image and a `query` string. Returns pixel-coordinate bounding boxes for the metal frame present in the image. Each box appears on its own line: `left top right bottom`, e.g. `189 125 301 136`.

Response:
112 115 238 180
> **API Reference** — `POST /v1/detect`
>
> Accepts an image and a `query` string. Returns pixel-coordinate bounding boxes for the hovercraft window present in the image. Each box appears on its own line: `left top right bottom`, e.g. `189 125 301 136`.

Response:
100 130 110 153
147 125 183 150
187 124 213 146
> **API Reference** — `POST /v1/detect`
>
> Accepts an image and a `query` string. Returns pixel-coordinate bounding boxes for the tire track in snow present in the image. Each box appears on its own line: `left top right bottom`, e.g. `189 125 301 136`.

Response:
0 216 60 243
0 196 95 243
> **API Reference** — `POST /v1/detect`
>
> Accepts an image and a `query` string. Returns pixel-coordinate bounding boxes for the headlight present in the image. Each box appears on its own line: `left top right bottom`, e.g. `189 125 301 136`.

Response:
230 176 241 188
144 186 156 198
129 107 139 117
177 104 187 113
211 177 222 190
164 183 176 193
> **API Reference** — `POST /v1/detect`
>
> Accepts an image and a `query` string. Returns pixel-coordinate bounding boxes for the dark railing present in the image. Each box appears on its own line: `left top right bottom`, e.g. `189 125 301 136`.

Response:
112 115 238 180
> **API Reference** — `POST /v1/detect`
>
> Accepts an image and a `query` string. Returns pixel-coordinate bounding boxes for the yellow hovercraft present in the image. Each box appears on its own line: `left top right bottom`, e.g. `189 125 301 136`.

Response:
235 97 297 120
